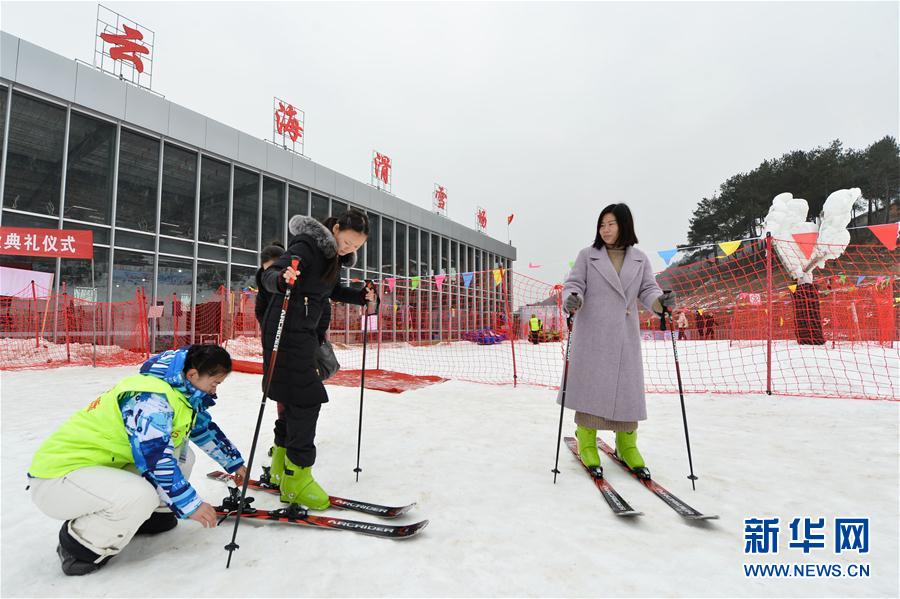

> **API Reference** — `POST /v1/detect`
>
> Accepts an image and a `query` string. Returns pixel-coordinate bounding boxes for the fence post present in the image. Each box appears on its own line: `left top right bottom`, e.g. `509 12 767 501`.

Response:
501 269 518 387
31 280 39 348
830 280 837 349
62 281 71 363
765 232 773 396
218 285 225 346
376 297 382 370
138 288 149 357
171 292 178 350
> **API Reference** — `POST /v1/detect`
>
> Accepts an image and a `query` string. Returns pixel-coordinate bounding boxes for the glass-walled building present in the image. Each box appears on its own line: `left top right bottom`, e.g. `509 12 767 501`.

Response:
0 32 516 348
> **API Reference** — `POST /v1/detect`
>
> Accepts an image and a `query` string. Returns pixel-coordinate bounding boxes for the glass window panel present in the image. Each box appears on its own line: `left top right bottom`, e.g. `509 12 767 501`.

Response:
381 218 393 275
395 223 406 277
195 260 226 343
198 156 229 244
2 209 58 230
114 229 155 252
3 92 66 216
366 212 379 275
159 143 196 239
331 199 347 215
231 167 259 251
229 265 257 337
441 237 449 274
158 237 192 257
311 194 329 222
111 249 152 302
261 177 285 247
230 264 256 293
157 256 194 309
198 243 227 261
408 227 418 276
231 248 256 267
196 260 227 304
116 129 159 233
430 234 439 275
419 231 429 276
288 186 308 219
60 246 109 301
63 220 110 245
156 255 193 347
63 112 115 224
0 86 7 158
450 241 458 273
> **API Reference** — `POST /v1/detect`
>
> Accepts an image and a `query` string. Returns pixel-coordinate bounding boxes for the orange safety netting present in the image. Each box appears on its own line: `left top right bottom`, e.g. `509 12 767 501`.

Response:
0 282 148 370
3 239 896 401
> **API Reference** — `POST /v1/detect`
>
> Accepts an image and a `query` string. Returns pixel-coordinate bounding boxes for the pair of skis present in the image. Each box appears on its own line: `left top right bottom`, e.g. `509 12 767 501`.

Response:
564 438 718 520
209 471 428 540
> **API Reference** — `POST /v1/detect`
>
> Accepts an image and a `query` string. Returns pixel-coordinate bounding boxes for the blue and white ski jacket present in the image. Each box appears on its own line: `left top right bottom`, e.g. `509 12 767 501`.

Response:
119 348 243 518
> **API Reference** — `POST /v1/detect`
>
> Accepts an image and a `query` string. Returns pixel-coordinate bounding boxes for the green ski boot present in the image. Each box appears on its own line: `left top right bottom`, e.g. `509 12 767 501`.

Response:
615 430 651 479
575 425 602 476
259 445 286 489
280 456 330 510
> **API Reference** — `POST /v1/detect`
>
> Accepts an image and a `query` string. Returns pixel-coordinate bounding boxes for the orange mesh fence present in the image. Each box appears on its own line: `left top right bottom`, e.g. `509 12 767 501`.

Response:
4 240 895 400
229 248 896 400
0 282 148 370
642 237 897 400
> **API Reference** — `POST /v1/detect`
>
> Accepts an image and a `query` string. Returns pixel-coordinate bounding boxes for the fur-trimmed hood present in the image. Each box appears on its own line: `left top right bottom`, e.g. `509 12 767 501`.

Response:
288 215 357 268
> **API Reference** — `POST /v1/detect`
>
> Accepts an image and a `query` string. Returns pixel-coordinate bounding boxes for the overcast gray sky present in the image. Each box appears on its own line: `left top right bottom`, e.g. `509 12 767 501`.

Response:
1 1 897 275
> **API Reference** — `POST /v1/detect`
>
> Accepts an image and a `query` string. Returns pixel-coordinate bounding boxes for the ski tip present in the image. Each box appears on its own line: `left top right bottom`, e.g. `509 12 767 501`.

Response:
685 514 719 521
616 511 643 517
396 519 430 538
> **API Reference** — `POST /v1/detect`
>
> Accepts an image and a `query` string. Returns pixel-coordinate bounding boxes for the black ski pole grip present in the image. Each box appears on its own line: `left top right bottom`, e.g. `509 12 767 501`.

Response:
566 293 577 330
659 290 671 332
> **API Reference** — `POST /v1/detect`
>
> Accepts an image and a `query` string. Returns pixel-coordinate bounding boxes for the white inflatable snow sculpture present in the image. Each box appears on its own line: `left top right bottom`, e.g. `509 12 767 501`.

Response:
811 188 859 267
763 193 817 283
762 188 859 284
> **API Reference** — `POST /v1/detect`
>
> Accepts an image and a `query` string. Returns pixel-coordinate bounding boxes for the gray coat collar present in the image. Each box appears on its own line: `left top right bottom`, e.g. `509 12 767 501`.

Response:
288 215 357 268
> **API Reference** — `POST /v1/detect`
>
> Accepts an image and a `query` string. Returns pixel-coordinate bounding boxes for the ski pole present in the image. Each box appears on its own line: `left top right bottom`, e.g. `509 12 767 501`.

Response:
353 281 379 482
660 298 698 490
225 256 300 568
552 294 577 483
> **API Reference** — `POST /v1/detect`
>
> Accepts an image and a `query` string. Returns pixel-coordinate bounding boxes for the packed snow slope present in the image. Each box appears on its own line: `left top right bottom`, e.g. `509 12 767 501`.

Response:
1 366 897 597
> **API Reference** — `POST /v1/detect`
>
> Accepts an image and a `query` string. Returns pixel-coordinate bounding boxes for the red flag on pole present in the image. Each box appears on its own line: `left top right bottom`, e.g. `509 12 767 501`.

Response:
507 214 514 225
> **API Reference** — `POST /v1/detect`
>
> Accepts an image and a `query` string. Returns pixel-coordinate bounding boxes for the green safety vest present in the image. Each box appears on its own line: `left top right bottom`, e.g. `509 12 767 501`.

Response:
29 374 195 479
529 317 541 332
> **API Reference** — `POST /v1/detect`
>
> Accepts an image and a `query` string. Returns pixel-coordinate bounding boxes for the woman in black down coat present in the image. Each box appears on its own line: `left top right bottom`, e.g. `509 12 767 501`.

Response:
259 209 375 509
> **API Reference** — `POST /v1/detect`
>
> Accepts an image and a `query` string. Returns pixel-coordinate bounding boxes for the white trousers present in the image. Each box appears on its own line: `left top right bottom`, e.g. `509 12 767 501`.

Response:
30 445 195 559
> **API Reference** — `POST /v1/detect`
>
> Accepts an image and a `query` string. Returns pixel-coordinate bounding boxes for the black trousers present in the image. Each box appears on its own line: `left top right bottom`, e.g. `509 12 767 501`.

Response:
274 402 321 468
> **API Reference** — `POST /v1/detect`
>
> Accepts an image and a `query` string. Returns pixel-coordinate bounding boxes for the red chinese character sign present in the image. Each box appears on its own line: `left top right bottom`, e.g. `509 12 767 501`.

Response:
0 227 94 259
433 184 448 216
476 207 487 233
94 5 155 89
372 151 392 193
273 97 305 155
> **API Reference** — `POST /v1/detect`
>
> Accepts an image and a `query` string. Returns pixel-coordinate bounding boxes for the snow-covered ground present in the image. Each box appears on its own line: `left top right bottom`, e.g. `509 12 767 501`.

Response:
1 366 897 597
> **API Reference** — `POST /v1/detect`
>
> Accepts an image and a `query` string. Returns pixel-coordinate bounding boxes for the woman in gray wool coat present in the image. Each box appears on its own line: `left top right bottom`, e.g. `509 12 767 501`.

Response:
559 203 675 478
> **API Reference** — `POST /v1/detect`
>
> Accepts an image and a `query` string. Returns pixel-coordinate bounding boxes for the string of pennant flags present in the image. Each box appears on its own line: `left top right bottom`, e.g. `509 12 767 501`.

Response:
351 269 508 295
655 222 899 266
523 223 899 274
